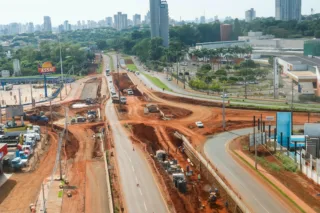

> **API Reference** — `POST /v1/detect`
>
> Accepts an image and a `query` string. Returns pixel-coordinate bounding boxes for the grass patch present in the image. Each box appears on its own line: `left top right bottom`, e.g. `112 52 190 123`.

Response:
127 64 138 71
58 190 63 198
276 153 298 172
97 63 103 74
232 150 305 213
106 54 114 71
142 73 172 91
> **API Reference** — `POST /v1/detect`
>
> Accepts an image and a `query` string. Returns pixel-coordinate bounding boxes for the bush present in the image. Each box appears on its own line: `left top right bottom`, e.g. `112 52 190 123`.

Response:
269 163 281 172
216 69 227 76
277 154 298 172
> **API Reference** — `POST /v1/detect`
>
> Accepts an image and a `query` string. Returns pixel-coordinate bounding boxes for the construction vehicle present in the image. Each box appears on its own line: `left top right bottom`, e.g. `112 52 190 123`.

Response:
87 110 97 122
70 116 87 124
11 157 27 170
24 111 49 124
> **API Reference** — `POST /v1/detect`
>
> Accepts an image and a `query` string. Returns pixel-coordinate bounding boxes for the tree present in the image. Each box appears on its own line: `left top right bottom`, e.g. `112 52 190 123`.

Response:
149 37 164 61
233 18 242 39
315 30 320 38
96 40 107 50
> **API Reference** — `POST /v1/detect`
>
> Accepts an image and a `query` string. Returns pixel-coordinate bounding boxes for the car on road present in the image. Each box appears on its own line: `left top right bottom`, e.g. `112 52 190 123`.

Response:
221 94 229 98
136 71 140 75
120 96 127 104
195 121 204 128
167 77 172 81
127 89 134 95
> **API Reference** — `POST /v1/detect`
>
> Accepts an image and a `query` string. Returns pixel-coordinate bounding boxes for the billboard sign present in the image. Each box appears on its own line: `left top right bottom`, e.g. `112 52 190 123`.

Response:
276 112 292 148
6 105 24 119
250 132 266 146
38 61 56 74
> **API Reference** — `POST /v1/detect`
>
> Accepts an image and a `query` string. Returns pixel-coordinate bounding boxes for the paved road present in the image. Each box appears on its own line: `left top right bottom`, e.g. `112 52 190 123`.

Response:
104 55 167 213
131 57 320 111
204 128 290 213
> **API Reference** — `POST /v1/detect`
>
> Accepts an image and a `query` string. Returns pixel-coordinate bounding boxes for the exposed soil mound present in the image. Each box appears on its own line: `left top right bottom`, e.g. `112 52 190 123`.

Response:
131 123 160 153
154 92 222 107
159 105 192 119
112 73 135 91
65 131 80 159
124 59 134 64
165 127 183 147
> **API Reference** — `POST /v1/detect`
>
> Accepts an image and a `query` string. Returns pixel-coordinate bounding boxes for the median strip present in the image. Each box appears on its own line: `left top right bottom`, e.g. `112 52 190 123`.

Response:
142 73 172 91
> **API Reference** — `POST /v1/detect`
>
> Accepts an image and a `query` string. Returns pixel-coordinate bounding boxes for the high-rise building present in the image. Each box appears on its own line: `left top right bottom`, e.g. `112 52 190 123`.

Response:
58 25 64 33
114 12 128 30
64 20 70 31
9 23 20 35
275 0 301 21
133 14 141 26
144 11 151 25
106 17 113 27
220 24 232 41
27 22 34 33
200 16 206 23
77 21 81 30
245 8 256 22
160 1 169 47
43 16 52 32
150 0 170 47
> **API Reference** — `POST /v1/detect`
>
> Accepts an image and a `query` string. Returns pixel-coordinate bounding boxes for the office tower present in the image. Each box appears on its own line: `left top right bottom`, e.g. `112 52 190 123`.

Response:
106 17 113 27
133 14 141 26
27 22 34 33
114 12 128 30
200 16 206 23
144 11 151 25
77 21 81 29
245 8 256 22
58 25 64 33
150 0 161 37
160 1 169 47
82 20 86 28
220 24 232 41
150 0 170 47
9 23 20 35
43 16 52 32
64 20 70 31
275 0 301 21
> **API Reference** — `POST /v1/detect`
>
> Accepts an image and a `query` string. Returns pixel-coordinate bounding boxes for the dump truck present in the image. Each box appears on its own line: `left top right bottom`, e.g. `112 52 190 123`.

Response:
87 110 97 122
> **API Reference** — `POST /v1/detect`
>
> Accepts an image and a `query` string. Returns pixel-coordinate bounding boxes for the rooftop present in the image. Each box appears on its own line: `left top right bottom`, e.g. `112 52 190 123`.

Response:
196 40 246 45
279 55 320 67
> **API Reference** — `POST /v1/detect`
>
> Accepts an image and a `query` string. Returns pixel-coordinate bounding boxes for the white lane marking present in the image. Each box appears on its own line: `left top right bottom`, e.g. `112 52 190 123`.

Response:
144 202 148 211
139 188 143 196
132 166 135 172
135 176 138 182
128 157 132 162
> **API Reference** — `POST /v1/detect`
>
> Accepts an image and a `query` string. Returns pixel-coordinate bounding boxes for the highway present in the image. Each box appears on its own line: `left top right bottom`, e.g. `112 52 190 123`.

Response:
104 55 167 213
204 128 290 213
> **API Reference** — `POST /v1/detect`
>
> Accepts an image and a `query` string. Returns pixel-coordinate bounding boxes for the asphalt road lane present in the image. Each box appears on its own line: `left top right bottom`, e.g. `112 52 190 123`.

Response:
204 128 290 213
104 56 167 213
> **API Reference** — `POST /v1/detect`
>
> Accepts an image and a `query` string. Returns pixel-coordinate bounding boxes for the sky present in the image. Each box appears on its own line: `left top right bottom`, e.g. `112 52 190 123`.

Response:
1 0 320 26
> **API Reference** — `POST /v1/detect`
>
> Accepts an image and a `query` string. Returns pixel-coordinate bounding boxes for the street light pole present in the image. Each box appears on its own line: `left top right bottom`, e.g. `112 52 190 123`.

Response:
59 36 67 96
117 54 121 110
222 87 226 131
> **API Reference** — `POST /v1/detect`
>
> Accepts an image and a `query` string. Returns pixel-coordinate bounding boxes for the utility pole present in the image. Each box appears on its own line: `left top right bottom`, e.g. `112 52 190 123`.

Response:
291 79 294 113
59 132 63 180
18 88 22 105
42 183 46 213
65 107 68 140
59 35 66 96
222 87 226 131
117 54 121 110
30 84 33 107
183 67 186 89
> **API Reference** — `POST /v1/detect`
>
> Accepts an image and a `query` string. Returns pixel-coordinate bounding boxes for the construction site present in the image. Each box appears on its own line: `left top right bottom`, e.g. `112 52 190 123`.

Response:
0 54 320 213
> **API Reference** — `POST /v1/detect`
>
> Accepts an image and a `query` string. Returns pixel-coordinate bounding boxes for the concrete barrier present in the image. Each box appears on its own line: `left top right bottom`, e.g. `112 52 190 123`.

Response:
181 135 251 213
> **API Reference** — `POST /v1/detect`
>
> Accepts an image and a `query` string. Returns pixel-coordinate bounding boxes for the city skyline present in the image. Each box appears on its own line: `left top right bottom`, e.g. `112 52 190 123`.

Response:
0 0 319 25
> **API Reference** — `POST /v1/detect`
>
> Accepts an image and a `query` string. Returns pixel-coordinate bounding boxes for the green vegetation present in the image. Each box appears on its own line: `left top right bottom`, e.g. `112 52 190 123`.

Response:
142 73 172 91
276 153 298 172
127 64 138 71
58 190 63 198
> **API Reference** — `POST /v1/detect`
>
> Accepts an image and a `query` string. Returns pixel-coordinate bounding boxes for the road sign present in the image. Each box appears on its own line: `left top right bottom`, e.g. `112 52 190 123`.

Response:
6 105 24 118
266 116 274 121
